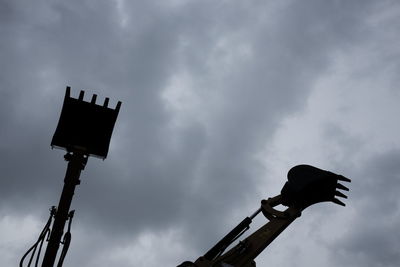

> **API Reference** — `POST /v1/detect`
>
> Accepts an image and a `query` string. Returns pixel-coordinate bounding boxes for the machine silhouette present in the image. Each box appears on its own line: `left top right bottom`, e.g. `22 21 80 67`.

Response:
179 164 351 267
20 87 121 267
20 87 350 267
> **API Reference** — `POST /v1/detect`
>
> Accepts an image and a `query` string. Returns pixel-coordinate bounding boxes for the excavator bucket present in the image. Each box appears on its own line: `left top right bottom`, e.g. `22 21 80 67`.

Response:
51 86 121 159
280 165 351 210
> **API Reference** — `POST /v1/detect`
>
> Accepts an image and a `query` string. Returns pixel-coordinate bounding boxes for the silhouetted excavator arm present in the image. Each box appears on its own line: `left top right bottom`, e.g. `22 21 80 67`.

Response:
178 165 351 267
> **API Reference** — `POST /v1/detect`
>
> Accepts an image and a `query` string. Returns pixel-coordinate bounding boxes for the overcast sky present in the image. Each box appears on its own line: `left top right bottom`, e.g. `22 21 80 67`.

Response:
1 0 400 266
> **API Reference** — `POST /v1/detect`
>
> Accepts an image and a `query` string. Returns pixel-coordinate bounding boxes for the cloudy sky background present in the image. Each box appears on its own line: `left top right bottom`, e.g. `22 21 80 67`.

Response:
1 0 400 266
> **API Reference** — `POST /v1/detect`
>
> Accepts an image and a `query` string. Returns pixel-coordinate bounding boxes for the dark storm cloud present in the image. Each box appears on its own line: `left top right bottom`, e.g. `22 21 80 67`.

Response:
0 0 181 202
1 0 397 266
71 0 370 242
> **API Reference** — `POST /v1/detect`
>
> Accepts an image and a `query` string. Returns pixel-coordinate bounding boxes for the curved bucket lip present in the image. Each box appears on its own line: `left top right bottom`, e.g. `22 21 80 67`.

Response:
281 165 351 209
51 86 121 159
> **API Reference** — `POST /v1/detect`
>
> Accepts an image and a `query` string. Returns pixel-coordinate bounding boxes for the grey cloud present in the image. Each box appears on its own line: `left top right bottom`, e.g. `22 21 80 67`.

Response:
329 150 400 267
1 0 399 266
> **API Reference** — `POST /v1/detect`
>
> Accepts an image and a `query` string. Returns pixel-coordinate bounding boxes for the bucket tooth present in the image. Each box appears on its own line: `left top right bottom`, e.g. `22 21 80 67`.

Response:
338 175 351 182
336 183 349 191
91 94 97 104
65 86 71 97
103 97 109 108
335 191 347 199
78 90 85 100
332 198 346 206
115 101 122 113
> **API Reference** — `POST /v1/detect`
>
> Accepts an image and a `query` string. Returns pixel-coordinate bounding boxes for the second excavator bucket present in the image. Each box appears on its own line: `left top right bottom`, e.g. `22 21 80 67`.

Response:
280 165 351 210
51 86 121 159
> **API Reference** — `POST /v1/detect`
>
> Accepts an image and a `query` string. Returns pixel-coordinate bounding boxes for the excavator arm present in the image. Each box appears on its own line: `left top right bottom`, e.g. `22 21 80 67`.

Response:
178 165 351 267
